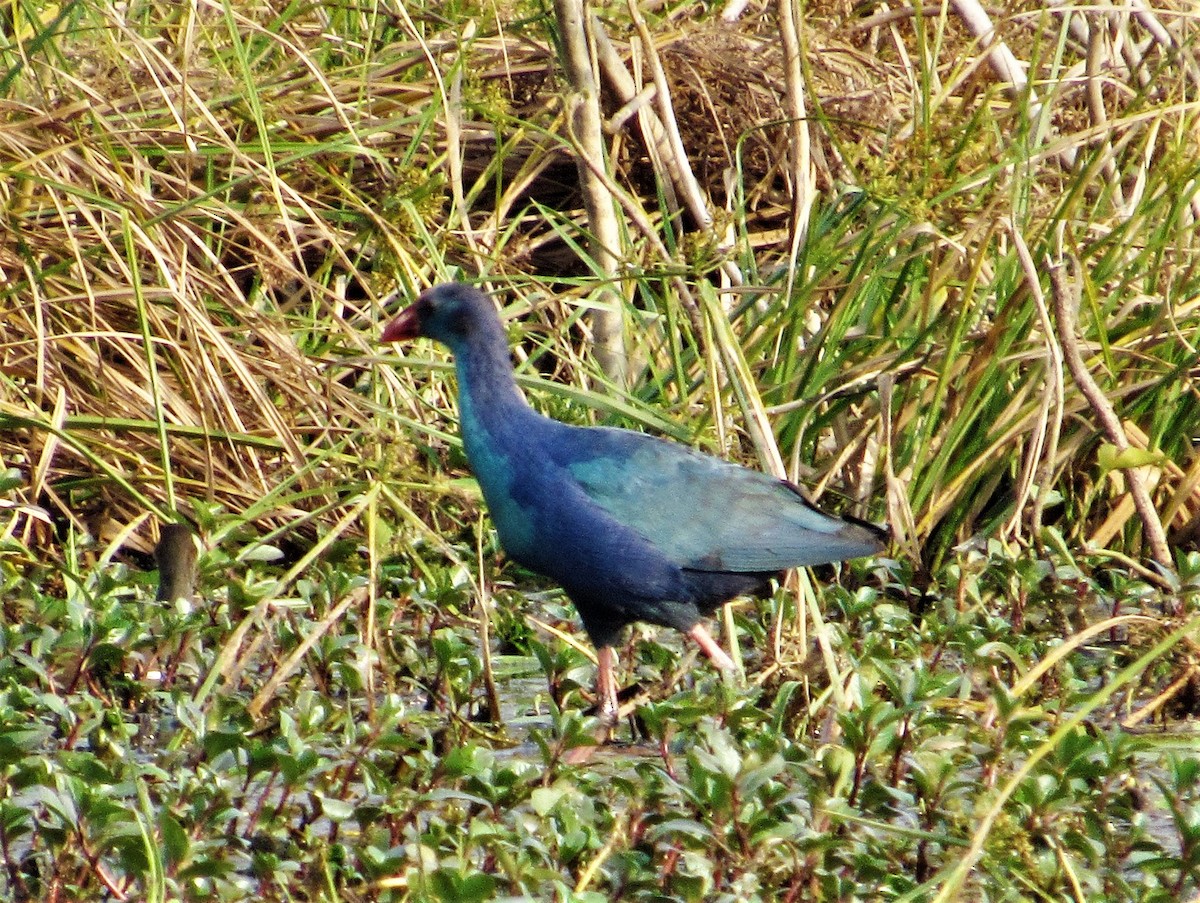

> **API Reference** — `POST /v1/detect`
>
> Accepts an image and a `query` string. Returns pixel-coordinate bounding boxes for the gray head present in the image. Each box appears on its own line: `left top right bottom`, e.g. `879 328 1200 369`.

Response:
380 283 504 351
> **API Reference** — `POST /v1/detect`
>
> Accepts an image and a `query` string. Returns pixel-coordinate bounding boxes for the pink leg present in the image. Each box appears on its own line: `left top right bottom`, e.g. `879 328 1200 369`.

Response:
563 646 619 765
595 645 620 724
688 623 736 672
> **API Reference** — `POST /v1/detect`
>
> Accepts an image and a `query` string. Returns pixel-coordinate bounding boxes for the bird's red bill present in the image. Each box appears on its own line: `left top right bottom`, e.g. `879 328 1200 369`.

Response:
380 305 421 343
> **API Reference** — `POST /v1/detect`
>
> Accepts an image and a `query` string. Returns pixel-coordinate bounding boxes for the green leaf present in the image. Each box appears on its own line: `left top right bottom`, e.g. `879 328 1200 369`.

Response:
1097 442 1167 473
160 811 189 867
530 785 564 816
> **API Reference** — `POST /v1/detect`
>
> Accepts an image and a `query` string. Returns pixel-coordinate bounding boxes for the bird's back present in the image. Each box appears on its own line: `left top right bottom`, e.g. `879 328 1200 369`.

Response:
543 422 886 574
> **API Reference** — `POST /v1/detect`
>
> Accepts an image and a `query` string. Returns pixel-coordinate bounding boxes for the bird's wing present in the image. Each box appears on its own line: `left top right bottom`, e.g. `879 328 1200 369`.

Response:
554 426 886 573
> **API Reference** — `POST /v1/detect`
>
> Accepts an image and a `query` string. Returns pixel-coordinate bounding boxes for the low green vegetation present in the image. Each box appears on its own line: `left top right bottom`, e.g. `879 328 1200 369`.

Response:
1 1 1198 900
2 542 1198 900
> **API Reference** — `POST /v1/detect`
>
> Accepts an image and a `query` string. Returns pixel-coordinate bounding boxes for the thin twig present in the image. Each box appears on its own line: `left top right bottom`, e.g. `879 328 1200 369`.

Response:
247 586 366 719
1007 222 1064 545
950 0 1042 123
777 0 813 298
593 17 687 236
1047 256 1173 571
1085 17 1129 216
624 0 712 234
1122 663 1200 728
621 3 745 291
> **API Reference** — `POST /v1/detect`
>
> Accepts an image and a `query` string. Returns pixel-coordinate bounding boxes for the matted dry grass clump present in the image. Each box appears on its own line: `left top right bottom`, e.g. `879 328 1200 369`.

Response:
656 24 906 207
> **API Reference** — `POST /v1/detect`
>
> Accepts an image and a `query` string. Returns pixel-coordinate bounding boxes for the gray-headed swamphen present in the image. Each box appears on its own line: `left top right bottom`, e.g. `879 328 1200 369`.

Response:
382 283 886 744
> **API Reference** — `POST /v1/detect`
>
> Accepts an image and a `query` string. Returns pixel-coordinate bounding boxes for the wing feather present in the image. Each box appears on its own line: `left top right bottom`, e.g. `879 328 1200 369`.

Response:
553 426 885 572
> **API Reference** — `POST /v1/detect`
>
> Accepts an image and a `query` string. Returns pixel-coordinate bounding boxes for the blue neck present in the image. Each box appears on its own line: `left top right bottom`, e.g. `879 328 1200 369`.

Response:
449 332 544 556
449 331 542 487
451 329 530 425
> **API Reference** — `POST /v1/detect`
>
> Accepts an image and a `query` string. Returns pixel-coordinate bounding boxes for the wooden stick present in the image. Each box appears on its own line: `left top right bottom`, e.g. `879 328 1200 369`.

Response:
1047 256 1173 571
553 0 627 386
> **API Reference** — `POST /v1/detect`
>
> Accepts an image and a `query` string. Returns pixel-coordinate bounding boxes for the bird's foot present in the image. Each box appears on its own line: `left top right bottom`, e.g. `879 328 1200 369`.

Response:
563 647 622 765
562 734 602 765
561 710 619 764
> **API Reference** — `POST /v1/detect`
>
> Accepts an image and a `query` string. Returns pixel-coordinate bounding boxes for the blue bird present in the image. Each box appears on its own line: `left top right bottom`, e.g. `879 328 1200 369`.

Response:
382 283 886 735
